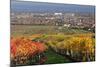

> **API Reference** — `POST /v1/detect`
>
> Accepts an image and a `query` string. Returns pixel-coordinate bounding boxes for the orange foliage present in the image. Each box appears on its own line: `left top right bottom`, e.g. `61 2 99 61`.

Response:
11 37 46 60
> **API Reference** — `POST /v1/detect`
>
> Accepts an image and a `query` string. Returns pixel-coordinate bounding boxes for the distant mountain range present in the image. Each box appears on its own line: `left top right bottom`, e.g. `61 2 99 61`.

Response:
11 1 95 13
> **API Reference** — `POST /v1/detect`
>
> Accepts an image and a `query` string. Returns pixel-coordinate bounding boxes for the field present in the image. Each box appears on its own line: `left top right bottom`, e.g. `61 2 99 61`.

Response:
11 25 95 66
11 25 90 37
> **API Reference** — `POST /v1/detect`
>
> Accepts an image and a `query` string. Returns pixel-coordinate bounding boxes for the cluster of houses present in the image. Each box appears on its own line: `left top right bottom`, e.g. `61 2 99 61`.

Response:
11 12 95 29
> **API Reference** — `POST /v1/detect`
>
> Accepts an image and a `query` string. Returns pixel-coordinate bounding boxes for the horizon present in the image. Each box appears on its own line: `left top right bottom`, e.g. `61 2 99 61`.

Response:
11 1 95 13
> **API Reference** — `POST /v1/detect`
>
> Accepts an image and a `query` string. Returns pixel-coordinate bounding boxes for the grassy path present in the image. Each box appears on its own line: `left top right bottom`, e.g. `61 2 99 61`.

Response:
44 49 72 64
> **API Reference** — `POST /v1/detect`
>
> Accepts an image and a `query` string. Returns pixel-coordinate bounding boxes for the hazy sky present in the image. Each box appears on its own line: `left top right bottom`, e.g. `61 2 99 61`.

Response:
11 1 95 13
11 0 95 5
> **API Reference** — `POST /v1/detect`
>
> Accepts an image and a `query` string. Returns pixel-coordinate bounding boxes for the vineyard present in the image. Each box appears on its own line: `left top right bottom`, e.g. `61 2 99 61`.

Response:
11 33 95 66
11 37 47 65
10 24 95 66
45 34 95 62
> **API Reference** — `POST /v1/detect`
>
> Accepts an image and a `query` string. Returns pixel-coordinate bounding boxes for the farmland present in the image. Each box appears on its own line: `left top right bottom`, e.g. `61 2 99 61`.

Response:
11 25 91 37
11 24 95 66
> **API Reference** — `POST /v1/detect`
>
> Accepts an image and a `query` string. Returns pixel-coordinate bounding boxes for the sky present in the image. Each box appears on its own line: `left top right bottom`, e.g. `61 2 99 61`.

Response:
11 0 95 13
11 0 95 5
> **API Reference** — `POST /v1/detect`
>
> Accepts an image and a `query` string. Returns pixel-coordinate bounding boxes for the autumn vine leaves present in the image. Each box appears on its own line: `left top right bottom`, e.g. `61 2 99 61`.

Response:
11 33 95 65
11 37 47 65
